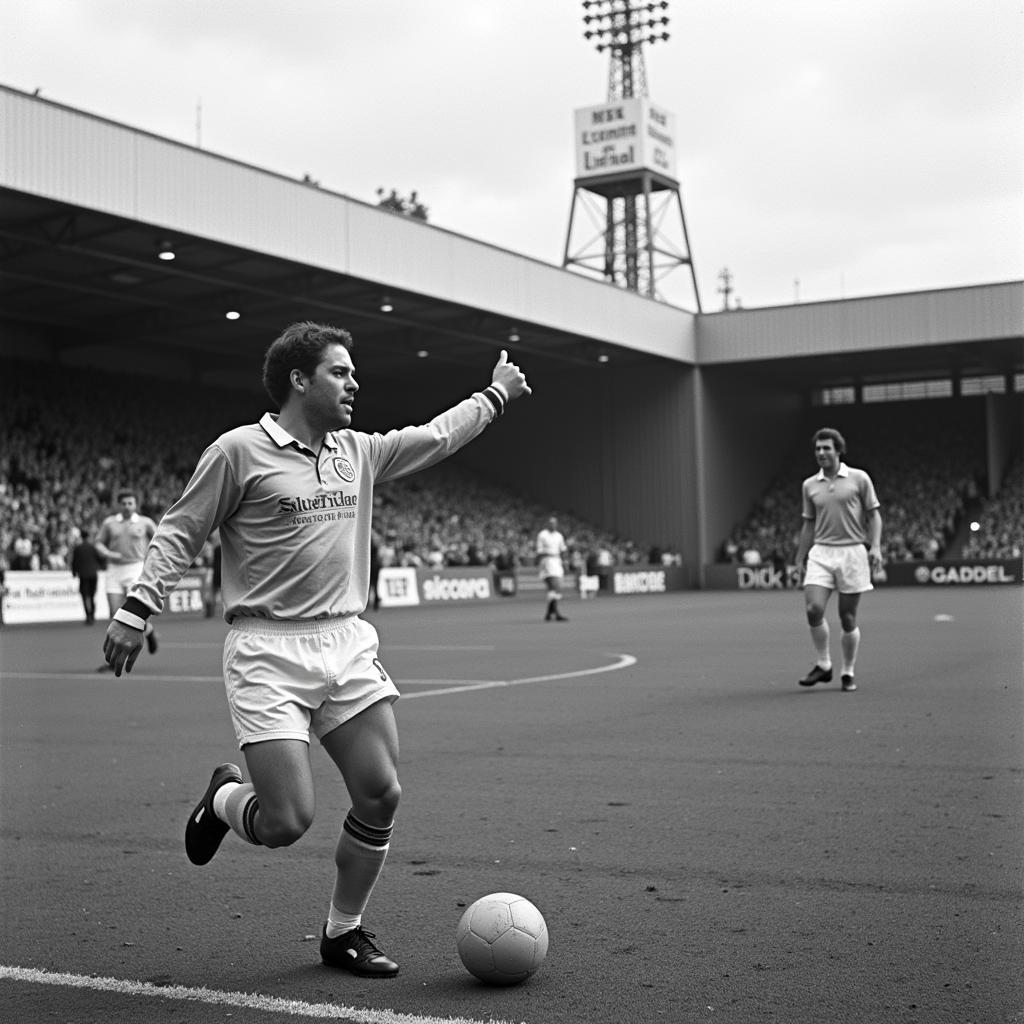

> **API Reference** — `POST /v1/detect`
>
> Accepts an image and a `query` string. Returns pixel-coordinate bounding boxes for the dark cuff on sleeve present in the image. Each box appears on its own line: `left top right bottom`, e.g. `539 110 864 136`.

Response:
121 596 153 620
482 385 506 417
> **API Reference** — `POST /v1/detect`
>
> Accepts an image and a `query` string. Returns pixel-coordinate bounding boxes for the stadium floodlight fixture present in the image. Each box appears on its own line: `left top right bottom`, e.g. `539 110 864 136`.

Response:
508 327 521 343
580 0 671 58
156 239 176 261
379 296 394 312
597 352 610 363
225 310 241 320
416 349 429 359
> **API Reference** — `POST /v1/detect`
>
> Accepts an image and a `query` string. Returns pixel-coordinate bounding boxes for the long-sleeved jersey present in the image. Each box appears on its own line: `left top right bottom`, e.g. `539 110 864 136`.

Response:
128 391 503 622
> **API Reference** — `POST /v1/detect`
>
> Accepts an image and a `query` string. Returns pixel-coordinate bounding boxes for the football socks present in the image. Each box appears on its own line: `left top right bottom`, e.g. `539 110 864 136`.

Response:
841 626 861 677
326 812 393 939
810 621 831 668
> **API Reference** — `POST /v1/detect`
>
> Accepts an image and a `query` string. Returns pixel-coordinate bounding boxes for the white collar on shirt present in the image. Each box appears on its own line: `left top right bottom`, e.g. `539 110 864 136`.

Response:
815 462 849 481
259 412 339 451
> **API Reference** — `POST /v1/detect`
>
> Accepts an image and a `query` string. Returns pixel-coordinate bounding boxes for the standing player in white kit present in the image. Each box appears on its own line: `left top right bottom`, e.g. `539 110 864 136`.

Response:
536 515 569 621
102 322 531 977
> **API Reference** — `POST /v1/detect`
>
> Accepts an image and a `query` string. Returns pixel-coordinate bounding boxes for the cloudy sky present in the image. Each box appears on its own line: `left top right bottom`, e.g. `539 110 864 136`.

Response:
5 0 1022 311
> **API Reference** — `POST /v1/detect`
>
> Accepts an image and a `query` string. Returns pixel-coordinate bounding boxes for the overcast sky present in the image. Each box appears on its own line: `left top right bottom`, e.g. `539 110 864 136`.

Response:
5 0 1023 311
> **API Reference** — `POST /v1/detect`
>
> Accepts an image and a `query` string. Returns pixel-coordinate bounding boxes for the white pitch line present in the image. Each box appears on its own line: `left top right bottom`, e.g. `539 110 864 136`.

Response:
0 965 521 1024
401 653 637 699
2 655 637 693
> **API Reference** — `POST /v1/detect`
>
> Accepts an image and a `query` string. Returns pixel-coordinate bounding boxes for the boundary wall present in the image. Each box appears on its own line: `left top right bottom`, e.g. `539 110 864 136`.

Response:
704 558 1022 590
2 569 211 625
8 560 1017 626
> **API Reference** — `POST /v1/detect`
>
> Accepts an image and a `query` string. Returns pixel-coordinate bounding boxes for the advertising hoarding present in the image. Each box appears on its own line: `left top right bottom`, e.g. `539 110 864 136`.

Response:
574 98 677 181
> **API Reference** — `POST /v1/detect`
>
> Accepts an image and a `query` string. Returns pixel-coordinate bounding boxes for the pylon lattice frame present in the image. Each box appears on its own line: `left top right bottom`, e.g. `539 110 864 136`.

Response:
563 169 701 311
567 0 701 310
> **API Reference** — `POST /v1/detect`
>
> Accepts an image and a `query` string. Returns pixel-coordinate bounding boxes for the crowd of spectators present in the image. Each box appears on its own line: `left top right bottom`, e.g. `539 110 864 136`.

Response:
0 359 664 581
4 360 1019 582
0 361 260 574
369 463 674 579
959 455 1023 560
717 410 998 568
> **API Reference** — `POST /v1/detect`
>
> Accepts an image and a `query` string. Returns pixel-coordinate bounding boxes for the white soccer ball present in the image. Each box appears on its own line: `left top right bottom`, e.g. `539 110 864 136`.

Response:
455 892 549 985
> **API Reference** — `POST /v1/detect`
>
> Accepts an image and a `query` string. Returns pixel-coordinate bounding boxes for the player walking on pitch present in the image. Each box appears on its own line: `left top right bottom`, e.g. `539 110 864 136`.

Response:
794 427 883 692
103 322 531 977
536 515 569 621
95 491 159 660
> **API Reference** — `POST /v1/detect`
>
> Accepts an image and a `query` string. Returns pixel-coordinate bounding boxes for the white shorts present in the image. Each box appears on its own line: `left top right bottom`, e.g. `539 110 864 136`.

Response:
538 556 564 580
223 615 399 748
804 543 873 595
104 561 143 596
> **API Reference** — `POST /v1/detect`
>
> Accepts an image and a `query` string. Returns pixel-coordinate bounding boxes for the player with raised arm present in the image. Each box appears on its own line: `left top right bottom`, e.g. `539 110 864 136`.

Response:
102 322 531 977
794 427 883 692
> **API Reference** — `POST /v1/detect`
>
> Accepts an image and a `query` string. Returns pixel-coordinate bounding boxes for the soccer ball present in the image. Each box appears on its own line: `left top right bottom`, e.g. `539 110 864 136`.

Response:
455 892 549 985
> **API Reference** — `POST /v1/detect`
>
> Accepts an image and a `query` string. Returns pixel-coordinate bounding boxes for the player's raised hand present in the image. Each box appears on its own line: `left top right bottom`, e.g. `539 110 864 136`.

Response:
491 349 532 400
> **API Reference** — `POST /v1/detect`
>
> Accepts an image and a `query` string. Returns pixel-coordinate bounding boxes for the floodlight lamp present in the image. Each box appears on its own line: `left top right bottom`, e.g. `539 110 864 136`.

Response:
225 310 241 320
597 353 610 363
508 328 520 343
379 296 394 313
416 349 429 359
156 240 176 261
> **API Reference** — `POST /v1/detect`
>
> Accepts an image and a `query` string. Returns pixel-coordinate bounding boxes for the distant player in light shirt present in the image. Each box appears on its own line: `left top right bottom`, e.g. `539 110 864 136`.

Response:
102 321 531 978
794 428 883 692
95 490 159 660
536 515 569 622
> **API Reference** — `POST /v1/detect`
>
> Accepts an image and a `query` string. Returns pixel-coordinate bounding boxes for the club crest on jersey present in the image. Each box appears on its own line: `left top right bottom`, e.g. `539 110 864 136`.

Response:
332 456 356 483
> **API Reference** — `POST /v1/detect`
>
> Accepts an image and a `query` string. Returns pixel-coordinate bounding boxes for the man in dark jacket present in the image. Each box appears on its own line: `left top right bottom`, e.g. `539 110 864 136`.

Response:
71 529 105 625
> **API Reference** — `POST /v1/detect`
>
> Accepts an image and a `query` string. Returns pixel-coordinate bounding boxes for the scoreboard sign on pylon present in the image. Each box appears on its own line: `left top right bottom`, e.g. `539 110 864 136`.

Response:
573 98 677 182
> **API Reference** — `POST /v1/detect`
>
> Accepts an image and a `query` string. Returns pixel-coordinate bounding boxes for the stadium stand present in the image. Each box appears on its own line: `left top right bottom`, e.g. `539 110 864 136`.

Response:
0 359 654 578
0 360 259 574
958 454 1023 560
719 401 998 566
4 360 1017 581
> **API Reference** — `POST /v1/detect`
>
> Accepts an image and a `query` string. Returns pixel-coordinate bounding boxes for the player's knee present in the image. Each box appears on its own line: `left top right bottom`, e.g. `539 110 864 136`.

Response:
377 777 402 819
840 612 858 632
804 603 825 625
259 805 314 848
355 778 402 824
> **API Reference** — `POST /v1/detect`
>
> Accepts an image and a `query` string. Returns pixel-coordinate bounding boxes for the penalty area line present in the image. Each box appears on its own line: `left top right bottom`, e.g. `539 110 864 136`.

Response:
402 652 637 700
0 965 522 1024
